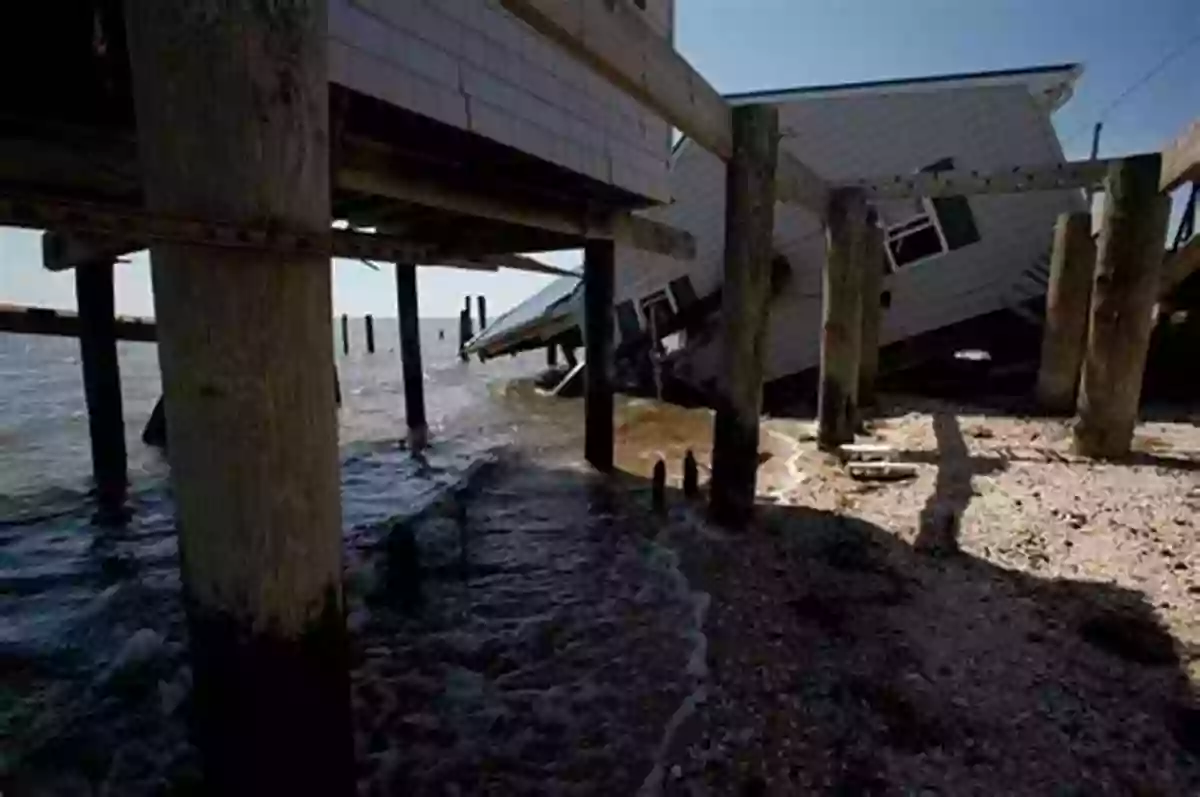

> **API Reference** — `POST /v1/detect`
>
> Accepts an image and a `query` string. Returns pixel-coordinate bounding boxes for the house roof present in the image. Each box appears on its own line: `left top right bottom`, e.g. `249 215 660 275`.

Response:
672 63 1083 156
724 63 1082 109
463 271 581 357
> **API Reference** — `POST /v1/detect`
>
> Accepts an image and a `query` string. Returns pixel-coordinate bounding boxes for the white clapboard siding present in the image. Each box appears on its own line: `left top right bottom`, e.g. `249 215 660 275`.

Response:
329 0 673 203
621 78 1084 386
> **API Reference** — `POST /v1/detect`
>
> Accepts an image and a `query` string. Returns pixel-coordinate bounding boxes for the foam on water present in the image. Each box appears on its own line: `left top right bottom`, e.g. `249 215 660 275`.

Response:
2 330 714 794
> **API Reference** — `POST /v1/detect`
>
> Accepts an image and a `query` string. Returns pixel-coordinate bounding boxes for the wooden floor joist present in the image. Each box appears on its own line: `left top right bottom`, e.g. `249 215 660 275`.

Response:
838 158 1120 201
1161 121 1200 193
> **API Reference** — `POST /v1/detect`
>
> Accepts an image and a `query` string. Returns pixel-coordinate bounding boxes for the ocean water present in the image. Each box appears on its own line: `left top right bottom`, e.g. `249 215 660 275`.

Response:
0 318 706 794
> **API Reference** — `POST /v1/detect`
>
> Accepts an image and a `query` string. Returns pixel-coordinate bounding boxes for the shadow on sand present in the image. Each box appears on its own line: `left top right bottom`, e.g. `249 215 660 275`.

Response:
615 430 1199 794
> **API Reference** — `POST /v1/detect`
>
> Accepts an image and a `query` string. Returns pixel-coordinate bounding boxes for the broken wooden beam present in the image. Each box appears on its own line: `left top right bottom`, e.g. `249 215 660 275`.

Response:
709 104 779 527
1075 155 1172 458
0 303 156 341
838 158 1121 201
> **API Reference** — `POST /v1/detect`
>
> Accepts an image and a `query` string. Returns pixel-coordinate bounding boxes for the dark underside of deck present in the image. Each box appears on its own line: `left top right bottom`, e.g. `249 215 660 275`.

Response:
0 2 652 260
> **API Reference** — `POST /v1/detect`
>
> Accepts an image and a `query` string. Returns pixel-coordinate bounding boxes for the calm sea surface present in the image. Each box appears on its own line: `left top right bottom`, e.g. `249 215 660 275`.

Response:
0 318 704 795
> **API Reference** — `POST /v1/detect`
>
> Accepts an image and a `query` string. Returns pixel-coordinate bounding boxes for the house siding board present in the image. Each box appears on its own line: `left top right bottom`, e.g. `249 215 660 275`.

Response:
329 0 672 202
622 82 1083 383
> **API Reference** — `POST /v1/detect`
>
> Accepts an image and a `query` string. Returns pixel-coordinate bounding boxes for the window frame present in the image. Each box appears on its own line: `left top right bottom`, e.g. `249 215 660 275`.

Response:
883 197 951 272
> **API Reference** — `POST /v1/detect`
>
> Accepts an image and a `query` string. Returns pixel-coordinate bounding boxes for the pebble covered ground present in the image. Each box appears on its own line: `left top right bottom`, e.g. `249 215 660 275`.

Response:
616 395 1199 795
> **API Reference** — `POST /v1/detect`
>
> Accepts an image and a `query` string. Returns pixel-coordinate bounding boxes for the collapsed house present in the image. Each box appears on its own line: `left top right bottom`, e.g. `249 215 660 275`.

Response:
468 63 1091 398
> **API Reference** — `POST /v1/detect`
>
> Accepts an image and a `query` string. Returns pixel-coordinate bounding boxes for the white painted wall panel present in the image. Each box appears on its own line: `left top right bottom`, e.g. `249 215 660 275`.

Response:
621 83 1084 388
329 0 673 203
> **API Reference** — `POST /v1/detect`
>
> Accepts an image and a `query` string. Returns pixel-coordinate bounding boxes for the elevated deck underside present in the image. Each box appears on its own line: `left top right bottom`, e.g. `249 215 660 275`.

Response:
0 2 653 260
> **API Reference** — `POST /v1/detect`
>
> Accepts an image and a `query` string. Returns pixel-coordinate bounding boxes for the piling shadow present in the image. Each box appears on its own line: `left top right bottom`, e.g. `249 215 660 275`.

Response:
622 468 1199 794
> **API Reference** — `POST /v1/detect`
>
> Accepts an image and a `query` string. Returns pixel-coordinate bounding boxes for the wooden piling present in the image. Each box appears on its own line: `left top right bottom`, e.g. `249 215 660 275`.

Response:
340 313 349 355
858 210 885 411
584 239 615 473
546 342 558 367
818 188 869 450
364 313 375 353
683 450 699 498
458 309 470 361
477 295 487 330
652 459 666 514
124 2 353 793
709 104 779 527
76 260 127 522
1036 212 1097 414
395 263 428 450
1075 154 1171 458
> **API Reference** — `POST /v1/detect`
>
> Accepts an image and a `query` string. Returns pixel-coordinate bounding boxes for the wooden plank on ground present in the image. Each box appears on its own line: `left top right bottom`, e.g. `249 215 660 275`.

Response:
499 0 733 160
0 303 156 342
1161 121 1200 193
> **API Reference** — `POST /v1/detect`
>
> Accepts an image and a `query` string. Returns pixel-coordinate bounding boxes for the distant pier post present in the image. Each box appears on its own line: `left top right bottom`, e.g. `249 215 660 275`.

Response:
364 313 375 354
477 295 487 331
1036 212 1096 414
1075 154 1170 457
546 342 558 367
76 259 128 522
857 210 885 411
584 239 615 472
818 187 869 451
395 263 428 450
125 2 353 793
459 297 474 362
340 313 349 355
709 104 779 526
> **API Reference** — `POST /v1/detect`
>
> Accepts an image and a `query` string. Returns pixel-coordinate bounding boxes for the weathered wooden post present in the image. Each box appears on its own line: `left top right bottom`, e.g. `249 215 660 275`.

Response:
652 458 666 514
546 342 558 367
477 295 487 330
817 188 869 450
395 263 428 450
124 2 353 793
340 313 349 355
683 450 699 498
1036 212 1097 414
584 239 615 472
858 209 885 411
364 313 375 353
1075 154 1171 458
709 104 779 526
76 259 128 522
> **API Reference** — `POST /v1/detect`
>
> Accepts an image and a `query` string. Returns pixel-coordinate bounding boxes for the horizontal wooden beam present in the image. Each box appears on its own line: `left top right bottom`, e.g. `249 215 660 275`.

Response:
1161 120 1200 193
433 254 578 277
837 158 1120 200
776 150 830 213
0 303 156 342
43 231 141 271
341 165 696 259
500 0 733 160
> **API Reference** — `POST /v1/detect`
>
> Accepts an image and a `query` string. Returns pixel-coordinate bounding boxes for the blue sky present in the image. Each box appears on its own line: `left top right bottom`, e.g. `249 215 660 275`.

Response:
2 0 1196 318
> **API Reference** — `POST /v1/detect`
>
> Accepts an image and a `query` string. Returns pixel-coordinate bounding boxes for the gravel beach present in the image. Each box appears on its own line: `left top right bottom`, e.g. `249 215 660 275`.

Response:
615 395 1200 795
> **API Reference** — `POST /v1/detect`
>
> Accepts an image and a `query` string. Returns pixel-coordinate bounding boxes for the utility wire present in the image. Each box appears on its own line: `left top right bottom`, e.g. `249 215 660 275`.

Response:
1063 27 1200 149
